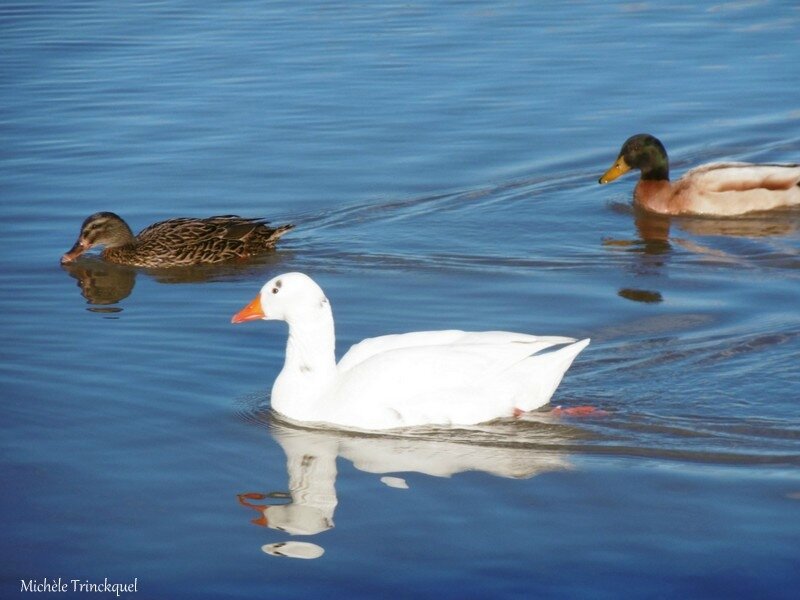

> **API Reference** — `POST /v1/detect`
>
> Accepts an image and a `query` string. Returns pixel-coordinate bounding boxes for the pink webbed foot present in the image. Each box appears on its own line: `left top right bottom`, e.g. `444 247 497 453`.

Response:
551 405 609 418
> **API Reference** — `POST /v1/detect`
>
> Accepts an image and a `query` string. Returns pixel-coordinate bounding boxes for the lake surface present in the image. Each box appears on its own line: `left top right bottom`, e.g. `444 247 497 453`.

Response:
2 1 799 598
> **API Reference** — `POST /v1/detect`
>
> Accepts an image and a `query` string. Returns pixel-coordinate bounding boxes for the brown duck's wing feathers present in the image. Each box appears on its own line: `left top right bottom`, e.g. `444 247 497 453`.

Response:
137 236 249 266
132 216 293 266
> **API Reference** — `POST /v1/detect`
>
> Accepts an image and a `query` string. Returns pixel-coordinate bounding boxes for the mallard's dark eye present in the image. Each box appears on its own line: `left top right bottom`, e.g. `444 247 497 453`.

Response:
272 287 279 294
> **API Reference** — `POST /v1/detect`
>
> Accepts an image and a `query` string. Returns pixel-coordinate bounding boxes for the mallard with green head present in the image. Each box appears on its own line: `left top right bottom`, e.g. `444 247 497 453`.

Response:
599 134 800 216
61 212 293 267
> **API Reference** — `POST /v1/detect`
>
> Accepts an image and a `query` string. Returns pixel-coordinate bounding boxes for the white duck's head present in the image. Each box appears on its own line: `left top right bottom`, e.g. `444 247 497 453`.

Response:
231 272 330 325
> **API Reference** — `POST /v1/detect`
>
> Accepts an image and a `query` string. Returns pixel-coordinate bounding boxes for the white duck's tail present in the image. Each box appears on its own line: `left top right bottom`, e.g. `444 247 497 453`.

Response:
512 338 590 412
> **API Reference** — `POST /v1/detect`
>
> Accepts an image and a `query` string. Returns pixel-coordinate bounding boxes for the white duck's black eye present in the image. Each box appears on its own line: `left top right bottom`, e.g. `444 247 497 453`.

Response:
272 287 279 294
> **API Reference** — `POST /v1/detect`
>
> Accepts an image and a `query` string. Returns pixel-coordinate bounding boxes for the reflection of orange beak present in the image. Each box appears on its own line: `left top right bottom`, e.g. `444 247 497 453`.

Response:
237 492 270 527
231 295 265 324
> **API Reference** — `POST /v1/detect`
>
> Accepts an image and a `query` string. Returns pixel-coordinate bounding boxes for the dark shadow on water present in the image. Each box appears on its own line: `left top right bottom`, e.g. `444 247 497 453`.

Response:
61 251 295 310
617 288 663 304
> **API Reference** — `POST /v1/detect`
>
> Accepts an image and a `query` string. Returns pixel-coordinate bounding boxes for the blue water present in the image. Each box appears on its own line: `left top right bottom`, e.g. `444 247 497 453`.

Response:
2 1 799 598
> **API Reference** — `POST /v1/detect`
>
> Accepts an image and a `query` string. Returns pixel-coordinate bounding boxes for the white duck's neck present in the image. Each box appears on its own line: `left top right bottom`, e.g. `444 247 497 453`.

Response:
271 305 338 420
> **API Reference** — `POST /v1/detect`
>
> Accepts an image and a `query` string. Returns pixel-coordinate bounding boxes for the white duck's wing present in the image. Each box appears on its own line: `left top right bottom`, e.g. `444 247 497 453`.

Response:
326 338 589 430
681 163 800 215
337 330 576 374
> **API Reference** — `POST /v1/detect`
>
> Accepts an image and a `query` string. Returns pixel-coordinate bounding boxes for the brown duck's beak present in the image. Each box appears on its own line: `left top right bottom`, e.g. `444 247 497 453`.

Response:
60 239 89 264
231 295 265 324
599 155 631 184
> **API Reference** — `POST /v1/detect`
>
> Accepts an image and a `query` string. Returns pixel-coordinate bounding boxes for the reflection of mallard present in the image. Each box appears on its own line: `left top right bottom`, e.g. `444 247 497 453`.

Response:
61 257 135 305
61 212 293 267
600 134 800 216
677 214 800 238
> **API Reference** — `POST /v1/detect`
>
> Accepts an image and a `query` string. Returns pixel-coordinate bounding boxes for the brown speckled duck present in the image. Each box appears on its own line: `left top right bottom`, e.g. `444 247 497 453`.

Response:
599 134 800 216
61 212 293 267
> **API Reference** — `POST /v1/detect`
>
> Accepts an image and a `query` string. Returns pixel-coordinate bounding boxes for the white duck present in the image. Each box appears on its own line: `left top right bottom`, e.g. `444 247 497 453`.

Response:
231 272 589 430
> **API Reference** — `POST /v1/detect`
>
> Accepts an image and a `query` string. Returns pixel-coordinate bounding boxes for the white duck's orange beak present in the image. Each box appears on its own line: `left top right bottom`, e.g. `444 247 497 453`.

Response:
231 295 265 324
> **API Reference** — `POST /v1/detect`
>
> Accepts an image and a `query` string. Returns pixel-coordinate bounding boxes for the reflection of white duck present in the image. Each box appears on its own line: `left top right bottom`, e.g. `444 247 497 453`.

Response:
232 272 589 430
239 433 338 536
239 420 572 539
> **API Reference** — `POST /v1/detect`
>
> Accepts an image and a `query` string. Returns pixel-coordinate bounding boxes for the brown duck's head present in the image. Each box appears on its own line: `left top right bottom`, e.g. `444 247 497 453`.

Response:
60 212 136 264
599 133 670 184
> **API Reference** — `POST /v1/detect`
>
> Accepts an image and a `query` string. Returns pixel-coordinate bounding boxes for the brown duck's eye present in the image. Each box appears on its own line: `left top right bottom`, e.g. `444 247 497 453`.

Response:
272 287 279 294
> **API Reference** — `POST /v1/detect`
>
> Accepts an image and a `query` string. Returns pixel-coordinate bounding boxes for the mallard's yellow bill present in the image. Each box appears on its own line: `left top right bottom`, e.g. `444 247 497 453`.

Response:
599 156 631 184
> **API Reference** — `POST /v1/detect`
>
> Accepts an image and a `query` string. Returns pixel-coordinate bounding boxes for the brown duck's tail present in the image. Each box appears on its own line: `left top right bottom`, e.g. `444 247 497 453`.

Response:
269 223 294 243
